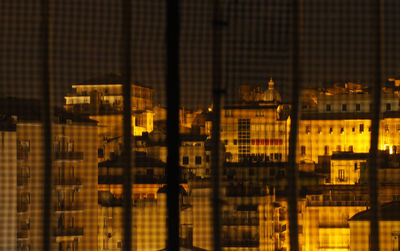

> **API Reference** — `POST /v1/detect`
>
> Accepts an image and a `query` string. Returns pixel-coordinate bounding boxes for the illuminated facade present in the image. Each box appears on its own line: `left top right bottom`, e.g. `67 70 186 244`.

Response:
299 81 400 164
349 201 400 251
64 74 153 114
220 79 290 163
64 75 155 162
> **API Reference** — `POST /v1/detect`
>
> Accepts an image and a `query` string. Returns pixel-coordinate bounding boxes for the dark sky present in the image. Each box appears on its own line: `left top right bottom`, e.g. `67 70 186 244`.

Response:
1 0 400 109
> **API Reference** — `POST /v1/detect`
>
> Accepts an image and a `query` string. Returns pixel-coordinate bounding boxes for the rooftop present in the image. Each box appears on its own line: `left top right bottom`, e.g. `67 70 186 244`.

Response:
350 201 400 221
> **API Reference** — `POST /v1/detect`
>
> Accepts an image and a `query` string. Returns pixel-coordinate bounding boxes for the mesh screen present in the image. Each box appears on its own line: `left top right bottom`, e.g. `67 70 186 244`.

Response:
1 0 400 250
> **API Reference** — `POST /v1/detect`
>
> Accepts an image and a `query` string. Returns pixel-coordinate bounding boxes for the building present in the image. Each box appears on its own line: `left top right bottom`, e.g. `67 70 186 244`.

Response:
64 74 155 162
303 189 368 251
299 80 400 164
98 185 190 251
0 98 99 251
64 74 153 114
329 152 368 185
349 201 400 251
219 79 291 163
0 119 17 250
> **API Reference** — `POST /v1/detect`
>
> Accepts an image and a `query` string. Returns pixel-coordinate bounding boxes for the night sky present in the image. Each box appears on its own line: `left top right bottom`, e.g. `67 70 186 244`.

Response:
1 0 400 109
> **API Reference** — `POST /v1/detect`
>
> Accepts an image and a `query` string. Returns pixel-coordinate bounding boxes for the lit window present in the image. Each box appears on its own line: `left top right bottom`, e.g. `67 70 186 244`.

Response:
306 126 311 134
256 110 264 117
349 145 353 152
224 109 233 117
338 169 345 181
336 145 341 151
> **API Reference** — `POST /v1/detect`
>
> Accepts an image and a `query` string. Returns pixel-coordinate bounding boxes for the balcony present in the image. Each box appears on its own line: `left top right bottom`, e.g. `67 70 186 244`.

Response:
55 203 83 213
17 151 28 161
56 178 82 187
17 176 29 187
17 230 28 239
17 241 30 251
306 200 368 207
275 224 287 233
54 227 84 237
222 217 259 226
17 202 28 213
54 152 83 161
223 239 259 248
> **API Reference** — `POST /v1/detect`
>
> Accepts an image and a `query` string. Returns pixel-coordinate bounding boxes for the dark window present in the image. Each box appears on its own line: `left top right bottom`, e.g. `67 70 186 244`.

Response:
98 148 104 158
387 103 391 111
205 155 210 162
360 124 364 133
233 139 237 145
324 146 329 155
326 104 331 111
356 103 361 111
183 156 189 165
301 146 306 156
342 104 347 111
349 145 353 152
195 156 202 165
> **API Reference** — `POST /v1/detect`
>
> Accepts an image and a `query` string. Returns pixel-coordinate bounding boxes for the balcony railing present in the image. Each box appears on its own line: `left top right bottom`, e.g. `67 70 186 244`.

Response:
306 200 369 207
55 178 82 186
54 152 83 161
17 230 28 239
17 151 28 161
54 227 84 237
17 202 28 213
222 239 259 247
55 203 83 212
17 176 29 187
222 217 259 226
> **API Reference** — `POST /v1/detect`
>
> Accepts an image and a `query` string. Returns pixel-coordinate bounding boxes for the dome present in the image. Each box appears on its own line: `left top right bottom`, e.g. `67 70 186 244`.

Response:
263 78 281 102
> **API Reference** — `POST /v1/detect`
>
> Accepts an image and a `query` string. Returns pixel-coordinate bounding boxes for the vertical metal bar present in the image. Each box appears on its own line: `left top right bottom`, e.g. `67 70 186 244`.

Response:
40 0 52 250
122 0 133 250
212 0 223 250
368 1 383 250
287 0 300 250
166 0 180 250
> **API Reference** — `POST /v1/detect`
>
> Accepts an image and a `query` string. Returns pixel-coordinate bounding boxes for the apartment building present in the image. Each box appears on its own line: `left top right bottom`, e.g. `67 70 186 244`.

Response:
219 79 290 163
0 119 17 250
298 81 400 164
